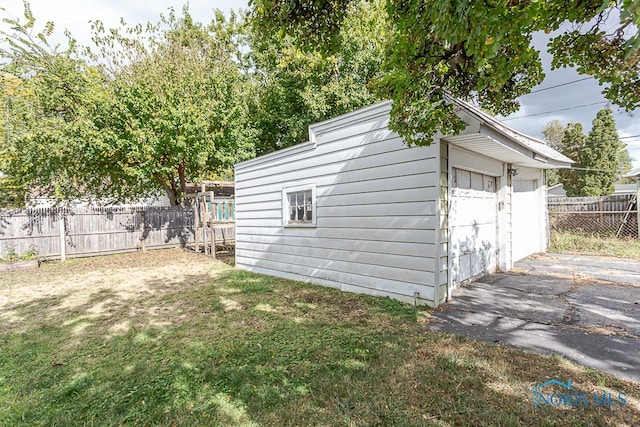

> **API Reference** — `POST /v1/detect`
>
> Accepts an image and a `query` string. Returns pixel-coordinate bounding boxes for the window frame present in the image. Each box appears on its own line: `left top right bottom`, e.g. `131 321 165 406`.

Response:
282 184 317 228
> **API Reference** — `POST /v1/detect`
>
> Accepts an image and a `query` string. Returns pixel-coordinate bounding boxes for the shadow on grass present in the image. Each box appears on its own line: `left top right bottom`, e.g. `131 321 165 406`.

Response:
1 266 639 426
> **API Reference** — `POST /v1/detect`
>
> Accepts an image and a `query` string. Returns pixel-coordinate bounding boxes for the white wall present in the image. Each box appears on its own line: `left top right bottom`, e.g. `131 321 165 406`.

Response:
511 167 547 261
235 102 441 305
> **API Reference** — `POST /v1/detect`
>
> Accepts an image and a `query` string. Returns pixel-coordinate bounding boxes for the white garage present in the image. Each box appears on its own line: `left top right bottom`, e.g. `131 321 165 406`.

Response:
235 99 573 307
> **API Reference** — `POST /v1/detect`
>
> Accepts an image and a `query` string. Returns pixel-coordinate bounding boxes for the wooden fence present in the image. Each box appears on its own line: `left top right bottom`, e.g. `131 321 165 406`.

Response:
0 205 234 261
548 193 638 238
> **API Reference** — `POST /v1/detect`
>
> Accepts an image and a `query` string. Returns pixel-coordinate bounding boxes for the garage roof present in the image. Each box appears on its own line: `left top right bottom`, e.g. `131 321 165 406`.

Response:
444 98 574 169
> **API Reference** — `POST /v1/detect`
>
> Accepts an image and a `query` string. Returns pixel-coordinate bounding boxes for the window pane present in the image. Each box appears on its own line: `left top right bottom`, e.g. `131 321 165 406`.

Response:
285 188 314 224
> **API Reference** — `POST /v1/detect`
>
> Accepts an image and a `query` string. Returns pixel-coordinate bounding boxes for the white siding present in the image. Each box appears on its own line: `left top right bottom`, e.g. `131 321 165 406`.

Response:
235 102 440 306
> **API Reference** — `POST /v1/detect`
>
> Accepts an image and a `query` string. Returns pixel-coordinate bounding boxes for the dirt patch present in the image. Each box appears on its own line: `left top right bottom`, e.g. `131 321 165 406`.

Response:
0 248 229 335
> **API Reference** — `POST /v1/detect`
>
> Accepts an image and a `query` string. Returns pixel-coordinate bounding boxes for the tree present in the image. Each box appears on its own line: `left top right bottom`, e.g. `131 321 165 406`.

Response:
541 120 565 152
578 109 626 196
558 123 586 196
1 5 255 206
250 0 640 145
248 0 388 154
0 72 28 207
1 4 102 206
541 119 566 186
86 8 256 205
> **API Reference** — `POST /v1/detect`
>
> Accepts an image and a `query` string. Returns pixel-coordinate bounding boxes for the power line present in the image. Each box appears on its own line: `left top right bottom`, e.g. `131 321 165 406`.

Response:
501 101 608 121
570 167 624 172
524 77 594 95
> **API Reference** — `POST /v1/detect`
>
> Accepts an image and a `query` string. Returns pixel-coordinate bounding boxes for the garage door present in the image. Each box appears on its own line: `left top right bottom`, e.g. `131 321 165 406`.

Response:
512 179 541 262
450 168 497 285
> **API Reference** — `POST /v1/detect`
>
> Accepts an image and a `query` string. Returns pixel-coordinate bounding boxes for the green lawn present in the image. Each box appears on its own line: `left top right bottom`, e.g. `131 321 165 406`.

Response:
0 249 638 426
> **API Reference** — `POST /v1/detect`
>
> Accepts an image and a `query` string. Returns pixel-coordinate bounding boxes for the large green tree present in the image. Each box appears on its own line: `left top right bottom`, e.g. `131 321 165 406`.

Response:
559 109 632 196
558 122 587 196
0 4 102 206
250 0 640 145
578 109 626 196
0 72 28 207
86 8 256 205
248 0 388 154
1 5 255 206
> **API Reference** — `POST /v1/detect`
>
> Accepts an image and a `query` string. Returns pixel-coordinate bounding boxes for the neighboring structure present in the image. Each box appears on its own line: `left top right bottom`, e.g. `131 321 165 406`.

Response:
234 100 572 306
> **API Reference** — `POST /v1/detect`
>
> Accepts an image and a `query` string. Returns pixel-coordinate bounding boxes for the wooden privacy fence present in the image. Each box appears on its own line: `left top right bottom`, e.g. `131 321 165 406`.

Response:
548 194 638 238
0 206 210 261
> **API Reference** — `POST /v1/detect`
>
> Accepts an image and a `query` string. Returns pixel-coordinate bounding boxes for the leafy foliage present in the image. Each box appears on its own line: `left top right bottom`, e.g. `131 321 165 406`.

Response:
248 0 387 154
541 120 566 186
250 0 640 145
559 123 588 196
0 7 97 206
579 109 626 195
558 109 631 196
1 5 255 206
85 8 256 205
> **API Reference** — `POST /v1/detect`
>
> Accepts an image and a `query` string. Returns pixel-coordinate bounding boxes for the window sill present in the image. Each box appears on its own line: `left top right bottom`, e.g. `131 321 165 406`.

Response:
283 223 317 228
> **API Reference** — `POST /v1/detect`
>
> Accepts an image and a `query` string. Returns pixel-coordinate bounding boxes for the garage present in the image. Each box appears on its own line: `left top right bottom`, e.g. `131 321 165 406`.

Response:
450 167 498 285
512 174 545 262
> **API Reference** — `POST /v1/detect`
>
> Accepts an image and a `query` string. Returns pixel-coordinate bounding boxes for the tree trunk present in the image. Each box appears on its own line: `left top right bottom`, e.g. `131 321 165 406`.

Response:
153 173 179 206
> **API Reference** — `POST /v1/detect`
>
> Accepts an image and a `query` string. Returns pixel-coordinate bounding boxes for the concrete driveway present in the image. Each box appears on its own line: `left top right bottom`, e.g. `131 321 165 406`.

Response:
428 254 640 383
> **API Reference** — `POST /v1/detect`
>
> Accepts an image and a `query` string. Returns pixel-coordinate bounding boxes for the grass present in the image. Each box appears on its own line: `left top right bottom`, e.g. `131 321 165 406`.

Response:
549 230 640 260
0 248 639 426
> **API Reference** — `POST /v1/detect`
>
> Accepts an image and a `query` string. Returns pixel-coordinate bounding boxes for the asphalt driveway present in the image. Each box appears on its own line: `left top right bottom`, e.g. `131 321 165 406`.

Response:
428 254 640 383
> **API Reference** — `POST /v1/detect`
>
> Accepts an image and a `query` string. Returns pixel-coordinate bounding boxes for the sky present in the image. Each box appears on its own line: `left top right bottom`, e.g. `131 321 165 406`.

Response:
3 0 639 168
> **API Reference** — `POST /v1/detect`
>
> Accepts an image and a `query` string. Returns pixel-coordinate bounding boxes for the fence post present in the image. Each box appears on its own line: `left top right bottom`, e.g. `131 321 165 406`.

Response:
140 209 146 252
59 211 66 262
637 180 640 238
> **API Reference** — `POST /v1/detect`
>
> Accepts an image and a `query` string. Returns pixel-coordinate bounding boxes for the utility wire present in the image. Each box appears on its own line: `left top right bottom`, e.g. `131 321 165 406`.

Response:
524 77 594 95
501 101 608 121
570 167 625 172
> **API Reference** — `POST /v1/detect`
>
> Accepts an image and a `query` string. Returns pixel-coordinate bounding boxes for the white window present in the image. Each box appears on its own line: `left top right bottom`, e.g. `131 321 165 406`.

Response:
282 185 316 227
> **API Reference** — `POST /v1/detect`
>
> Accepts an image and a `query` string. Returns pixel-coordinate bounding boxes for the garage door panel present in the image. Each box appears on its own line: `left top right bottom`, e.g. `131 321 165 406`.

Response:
451 167 497 285
471 251 493 277
458 253 472 282
454 225 495 253
454 169 472 189
471 172 484 190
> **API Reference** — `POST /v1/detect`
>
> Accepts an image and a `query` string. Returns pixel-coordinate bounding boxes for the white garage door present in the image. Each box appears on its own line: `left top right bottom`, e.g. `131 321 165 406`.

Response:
450 168 497 285
512 179 542 262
